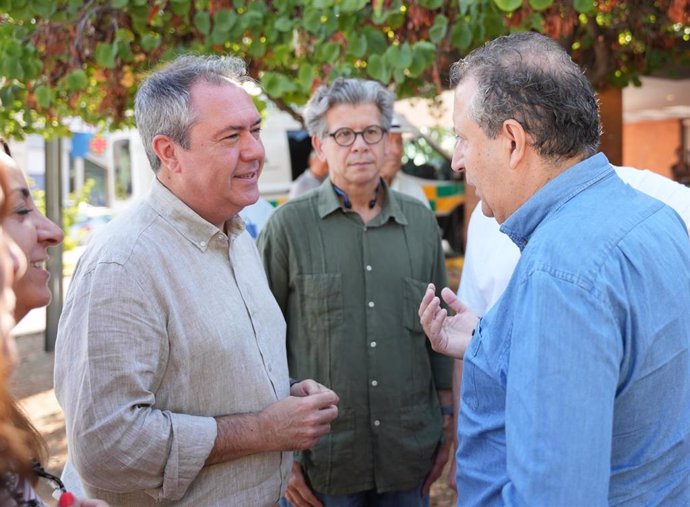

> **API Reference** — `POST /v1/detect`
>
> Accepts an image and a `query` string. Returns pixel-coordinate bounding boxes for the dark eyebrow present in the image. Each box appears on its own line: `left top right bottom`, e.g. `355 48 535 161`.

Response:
214 117 262 139
12 187 31 199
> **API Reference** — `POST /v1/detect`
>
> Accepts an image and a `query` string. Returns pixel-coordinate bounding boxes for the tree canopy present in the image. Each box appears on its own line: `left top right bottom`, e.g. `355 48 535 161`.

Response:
1 0 689 139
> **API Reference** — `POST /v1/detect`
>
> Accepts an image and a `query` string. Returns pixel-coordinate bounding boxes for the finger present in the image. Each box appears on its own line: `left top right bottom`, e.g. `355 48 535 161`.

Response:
312 405 338 425
419 292 441 329
421 476 433 498
308 390 339 409
418 284 437 317
441 287 465 314
289 474 323 507
298 379 329 396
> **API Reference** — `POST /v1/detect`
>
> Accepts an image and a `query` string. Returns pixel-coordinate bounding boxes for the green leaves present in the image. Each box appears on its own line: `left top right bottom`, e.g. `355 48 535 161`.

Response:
528 0 554 10
0 0 687 141
261 71 298 98
574 0 595 14
429 15 448 44
451 22 473 51
95 43 117 69
194 11 211 35
65 69 88 91
492 0 521 12
34 85 52 108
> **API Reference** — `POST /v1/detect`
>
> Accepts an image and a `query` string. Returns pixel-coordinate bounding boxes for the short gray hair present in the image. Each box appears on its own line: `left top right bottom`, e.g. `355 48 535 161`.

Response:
303 78 395 138
134 54 253 172
450 32 601 162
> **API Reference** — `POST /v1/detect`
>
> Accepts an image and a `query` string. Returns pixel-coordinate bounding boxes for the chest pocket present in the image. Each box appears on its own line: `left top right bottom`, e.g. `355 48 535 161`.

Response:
403 277 428 334
293 273 343 338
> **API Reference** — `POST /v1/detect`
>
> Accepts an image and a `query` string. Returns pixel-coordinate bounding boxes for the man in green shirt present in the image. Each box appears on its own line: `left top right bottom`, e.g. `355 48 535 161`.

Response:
257 78 453 507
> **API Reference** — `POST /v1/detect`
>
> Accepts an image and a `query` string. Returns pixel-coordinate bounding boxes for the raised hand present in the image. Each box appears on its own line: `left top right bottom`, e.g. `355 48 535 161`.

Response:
418 283 478 359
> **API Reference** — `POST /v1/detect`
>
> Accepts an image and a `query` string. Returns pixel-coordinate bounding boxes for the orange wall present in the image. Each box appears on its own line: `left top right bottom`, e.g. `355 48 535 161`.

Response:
623 119 680 178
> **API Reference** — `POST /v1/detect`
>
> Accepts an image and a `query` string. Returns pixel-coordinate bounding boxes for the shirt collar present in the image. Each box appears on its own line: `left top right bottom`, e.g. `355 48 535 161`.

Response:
148 178 244 251
315 177 408 226
500 152 613 251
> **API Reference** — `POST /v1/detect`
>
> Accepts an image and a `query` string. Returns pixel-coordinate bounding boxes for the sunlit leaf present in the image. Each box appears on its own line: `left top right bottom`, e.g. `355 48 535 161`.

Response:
529 0 553 11
492 0 521 13
451 22 473 50
65 69 88 91
194 11 211 35
429 14 448 44
34 85 52 108
574 0 595 14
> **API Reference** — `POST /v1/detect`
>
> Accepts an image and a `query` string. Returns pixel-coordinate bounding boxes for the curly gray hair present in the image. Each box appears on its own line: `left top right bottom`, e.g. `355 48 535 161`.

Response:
303 78 395 138
450 32 601 162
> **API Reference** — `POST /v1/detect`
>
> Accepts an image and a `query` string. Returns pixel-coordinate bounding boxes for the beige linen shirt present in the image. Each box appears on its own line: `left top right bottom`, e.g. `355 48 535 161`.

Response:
54 178 290 506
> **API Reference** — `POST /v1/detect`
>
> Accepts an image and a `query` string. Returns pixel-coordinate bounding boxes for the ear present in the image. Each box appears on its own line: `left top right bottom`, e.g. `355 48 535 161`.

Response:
502 119 527 170
152 134 182 174
312 135 328 162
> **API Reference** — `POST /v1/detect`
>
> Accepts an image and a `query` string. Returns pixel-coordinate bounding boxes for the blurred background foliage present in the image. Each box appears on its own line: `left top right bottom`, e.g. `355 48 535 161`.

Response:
1 0 689 139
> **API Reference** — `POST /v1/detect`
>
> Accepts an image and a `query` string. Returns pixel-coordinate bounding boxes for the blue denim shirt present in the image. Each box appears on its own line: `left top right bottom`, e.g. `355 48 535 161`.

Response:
457 153 690 506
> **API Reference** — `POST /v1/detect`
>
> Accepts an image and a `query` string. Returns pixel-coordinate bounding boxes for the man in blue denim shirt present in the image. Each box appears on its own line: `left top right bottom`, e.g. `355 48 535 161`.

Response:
419 32 690 505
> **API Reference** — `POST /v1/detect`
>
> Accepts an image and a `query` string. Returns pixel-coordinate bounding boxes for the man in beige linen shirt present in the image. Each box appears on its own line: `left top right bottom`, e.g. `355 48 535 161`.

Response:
54 55 339 506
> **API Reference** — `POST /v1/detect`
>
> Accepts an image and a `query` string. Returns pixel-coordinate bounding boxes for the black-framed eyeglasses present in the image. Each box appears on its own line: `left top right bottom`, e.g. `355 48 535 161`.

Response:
327 125 386 147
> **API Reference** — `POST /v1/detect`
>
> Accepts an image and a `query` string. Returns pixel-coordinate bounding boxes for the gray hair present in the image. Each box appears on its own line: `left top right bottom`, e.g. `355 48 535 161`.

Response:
134 54 253 172
450 32 601 162
303 78 395 138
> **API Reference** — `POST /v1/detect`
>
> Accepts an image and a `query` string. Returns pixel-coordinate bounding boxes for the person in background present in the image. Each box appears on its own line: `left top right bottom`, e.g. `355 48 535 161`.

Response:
419 32 690 505
258 78 453 507
379 114 430 208
0 145 106 507
288 150 328 199
239 197 275 239
54 54 338 506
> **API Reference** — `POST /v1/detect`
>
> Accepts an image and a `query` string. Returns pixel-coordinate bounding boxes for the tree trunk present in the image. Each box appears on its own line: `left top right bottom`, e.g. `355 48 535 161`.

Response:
598 86 623 165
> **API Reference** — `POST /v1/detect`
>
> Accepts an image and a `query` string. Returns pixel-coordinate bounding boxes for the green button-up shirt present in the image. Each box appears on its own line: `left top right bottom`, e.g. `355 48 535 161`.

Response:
257 180 453 495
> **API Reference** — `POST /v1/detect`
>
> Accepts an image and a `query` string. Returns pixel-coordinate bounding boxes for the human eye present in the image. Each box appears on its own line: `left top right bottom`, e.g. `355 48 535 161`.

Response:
250 125 262 139
222 131 240 142
335 128 354 144
13 205 33 218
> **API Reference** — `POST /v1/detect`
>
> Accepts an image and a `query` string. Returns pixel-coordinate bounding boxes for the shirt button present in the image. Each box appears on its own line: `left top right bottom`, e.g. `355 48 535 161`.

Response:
366 265 372 271
370 341 377 348
373 420 380 427
199 241 207 248
368 301 375 308
371 380 378 387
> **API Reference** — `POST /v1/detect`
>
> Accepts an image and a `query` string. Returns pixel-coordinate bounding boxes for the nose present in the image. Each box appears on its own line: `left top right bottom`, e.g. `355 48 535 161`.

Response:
37 213 64 246
350 132 370 152
451 143 465 173
240 131 265 163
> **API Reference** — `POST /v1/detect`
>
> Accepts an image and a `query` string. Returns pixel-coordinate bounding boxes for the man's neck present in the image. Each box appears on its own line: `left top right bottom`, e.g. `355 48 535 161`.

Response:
333 179 382 223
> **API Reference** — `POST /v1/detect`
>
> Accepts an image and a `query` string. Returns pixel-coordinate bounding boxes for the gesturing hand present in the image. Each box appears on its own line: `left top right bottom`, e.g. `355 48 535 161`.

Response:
418 283 478 359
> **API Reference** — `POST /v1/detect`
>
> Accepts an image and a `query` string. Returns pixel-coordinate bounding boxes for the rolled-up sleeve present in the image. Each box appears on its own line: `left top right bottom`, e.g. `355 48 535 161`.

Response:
55 261 217 501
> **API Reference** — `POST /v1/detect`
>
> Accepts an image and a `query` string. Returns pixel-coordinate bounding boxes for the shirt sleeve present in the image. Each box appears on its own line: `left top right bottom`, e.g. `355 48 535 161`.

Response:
54 261 217 502
502 270 621 505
